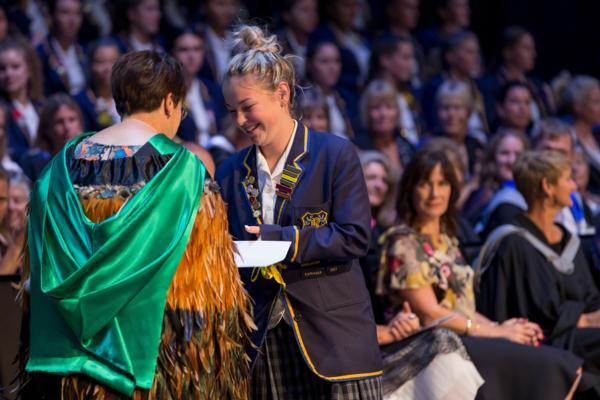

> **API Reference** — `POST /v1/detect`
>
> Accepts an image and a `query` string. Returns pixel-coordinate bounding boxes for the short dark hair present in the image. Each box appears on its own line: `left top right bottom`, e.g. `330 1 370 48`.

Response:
111 50 186 117
497 80 531 105
397 142 461 236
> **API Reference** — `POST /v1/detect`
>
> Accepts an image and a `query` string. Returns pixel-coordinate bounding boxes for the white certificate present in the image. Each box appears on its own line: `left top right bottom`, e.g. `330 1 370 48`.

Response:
234 241 291 268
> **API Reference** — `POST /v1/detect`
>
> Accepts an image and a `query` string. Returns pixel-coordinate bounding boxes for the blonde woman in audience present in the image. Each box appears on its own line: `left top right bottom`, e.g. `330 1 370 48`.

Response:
478 150 600 397
356 79 414 178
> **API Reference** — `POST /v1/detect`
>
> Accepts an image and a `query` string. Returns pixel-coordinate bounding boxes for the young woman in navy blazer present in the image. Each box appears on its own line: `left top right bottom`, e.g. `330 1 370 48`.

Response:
216 25 383 399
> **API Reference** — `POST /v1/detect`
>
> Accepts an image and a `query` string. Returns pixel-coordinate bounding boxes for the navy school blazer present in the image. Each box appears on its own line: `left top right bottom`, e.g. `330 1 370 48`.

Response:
216 123 383 381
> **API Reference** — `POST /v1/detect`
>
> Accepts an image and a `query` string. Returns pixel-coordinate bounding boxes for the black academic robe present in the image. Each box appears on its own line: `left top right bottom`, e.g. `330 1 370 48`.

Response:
478 214 600 394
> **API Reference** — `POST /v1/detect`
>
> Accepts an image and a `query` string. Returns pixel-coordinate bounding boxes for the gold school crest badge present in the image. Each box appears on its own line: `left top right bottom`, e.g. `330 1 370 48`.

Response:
301 210 329 228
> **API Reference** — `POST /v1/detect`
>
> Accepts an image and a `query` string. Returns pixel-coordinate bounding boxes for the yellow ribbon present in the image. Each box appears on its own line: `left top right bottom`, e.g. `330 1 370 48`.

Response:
251 263 286 287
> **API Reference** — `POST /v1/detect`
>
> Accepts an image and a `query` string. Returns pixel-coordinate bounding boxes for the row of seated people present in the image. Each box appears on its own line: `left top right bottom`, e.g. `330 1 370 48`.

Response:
361 140 600 398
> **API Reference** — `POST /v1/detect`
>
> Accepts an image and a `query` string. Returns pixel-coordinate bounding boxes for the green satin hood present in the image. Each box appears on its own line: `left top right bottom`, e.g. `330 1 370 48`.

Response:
26 132 205 396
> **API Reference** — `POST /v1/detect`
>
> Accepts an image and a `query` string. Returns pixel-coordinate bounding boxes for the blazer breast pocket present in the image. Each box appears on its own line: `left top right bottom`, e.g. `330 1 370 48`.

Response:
292 202 330 229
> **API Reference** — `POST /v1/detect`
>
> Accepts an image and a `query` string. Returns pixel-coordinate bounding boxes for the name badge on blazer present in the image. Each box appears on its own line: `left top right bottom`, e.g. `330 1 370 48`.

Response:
301 210 329 228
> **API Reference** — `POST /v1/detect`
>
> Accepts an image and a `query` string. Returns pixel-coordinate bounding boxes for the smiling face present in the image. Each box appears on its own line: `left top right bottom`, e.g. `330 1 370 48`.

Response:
545 167 576 208
363 161 389 208
495 134 525 182
223 74 290 147
412 163 452 223
0 48 29 98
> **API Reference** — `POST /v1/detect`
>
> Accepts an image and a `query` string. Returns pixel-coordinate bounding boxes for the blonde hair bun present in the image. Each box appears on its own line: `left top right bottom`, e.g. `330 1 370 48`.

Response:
233 25 281 55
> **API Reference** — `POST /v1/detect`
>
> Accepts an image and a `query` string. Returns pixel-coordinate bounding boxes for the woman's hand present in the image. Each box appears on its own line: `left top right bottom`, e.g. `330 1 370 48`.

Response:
245 225 260 236
497 318 544 346
387 302 421 341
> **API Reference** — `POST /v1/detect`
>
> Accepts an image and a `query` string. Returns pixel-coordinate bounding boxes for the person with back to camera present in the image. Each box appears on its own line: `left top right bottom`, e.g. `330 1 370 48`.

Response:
216 24 383 399
18 50 253 399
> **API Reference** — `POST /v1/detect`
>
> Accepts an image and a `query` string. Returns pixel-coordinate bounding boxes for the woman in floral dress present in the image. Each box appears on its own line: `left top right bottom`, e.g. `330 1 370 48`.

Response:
377 140 583 399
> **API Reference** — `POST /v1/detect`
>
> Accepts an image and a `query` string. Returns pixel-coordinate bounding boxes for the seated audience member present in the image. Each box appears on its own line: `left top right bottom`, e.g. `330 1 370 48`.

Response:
20 94 84 181
378 143 582 399
78 0 113 44
359 150 484 400
305 41 354 139
417 0 470 80
465 129 529 235
298 86 329 132
0 3 19 43
381 0 420 41
562 75 600 196
0 106 23 178
73 40 121 132
0 37 44 162
9 0 49 46
573 147 600 217
198 0 238 84
369 37 423 146
355 79 413 177
433 80 483 179
310 0 370 95
424 137 480 255
533 118 595 235
480 26 554 126
35 93 84 155
277 0 319 81
0 169 22 400
171 28 225 146
422 31 488 141
495 81 534 136
477 150 600 397
378 0 423 84
112 0 164 53
359 150 397 320
36 0 87 96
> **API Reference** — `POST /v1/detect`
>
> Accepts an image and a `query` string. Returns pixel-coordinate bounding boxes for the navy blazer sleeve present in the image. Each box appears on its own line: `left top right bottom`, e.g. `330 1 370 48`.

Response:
260 140 371 264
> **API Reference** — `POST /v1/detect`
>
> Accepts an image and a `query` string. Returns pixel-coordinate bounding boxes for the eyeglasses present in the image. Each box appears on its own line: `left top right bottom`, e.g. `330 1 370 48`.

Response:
181 105 188 121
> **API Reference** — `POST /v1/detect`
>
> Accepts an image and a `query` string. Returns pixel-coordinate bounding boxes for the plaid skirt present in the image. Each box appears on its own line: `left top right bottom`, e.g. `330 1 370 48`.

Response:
251 321 382 400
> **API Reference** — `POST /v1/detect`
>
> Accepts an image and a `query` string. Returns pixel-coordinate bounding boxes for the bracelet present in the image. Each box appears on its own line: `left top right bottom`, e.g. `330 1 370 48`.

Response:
465 319 473 336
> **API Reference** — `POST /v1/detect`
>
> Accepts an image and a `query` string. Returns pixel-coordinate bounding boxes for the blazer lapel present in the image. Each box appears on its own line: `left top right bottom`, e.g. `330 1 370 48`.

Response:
273 123 310 224
240 146 263 225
